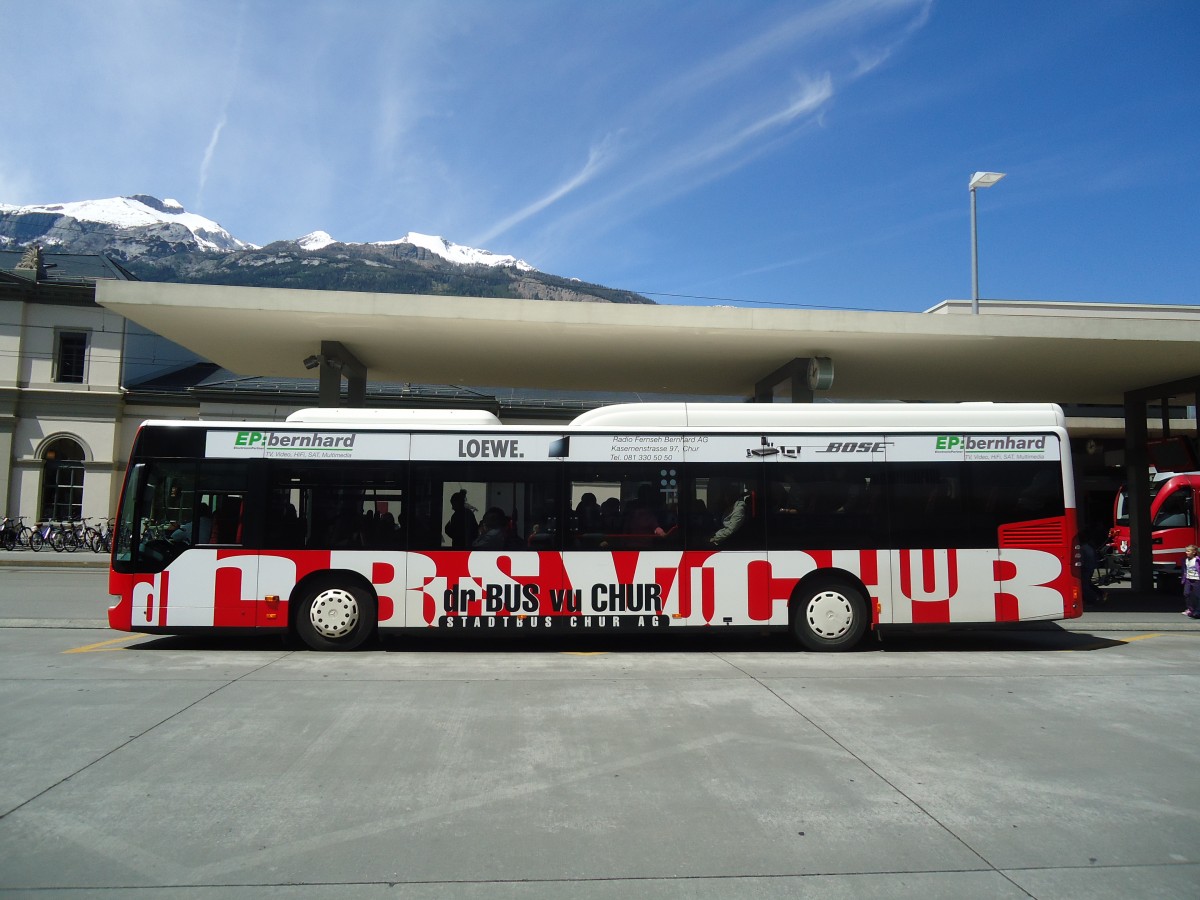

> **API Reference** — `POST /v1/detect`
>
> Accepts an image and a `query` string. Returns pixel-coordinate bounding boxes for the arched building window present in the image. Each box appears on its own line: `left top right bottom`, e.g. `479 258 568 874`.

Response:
40 438 85 521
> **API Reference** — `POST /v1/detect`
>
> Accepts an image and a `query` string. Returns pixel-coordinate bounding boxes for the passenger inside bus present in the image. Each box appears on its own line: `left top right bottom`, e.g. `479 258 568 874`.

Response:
708 480 753 548
169 502 212 544
373 510 399 547
473 507 512 549
600 497 622 534
575 493 602 533
445 490 478 549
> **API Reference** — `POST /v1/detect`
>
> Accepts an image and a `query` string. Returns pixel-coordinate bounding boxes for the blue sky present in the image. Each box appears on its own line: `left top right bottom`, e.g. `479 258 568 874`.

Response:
3 0 1197 311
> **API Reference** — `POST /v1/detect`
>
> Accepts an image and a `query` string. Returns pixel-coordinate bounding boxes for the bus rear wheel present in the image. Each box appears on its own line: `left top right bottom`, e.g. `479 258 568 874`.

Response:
295 582 375 651
791 580 868 652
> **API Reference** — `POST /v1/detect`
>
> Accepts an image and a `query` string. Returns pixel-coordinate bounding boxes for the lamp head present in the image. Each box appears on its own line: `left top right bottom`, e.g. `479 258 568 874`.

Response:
969 171 1006 190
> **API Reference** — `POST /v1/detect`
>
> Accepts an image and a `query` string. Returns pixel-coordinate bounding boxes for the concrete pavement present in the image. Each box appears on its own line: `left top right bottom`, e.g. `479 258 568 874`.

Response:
0 547 110 568
2 603 1198 897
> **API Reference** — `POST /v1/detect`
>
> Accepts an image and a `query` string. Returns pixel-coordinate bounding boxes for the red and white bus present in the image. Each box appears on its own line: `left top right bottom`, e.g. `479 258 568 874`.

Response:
108 402 1082 651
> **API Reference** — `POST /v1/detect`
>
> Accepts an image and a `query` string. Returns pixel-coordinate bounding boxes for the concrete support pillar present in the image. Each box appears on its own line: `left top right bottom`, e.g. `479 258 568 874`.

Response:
318 357 341 408
346 372 366 407
1123 392 1152 591
313 341 368 408
754 357 827 403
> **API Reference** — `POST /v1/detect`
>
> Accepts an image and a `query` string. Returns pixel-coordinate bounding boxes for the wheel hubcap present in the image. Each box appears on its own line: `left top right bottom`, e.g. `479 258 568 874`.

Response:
309 589 360 639
806 590 854 639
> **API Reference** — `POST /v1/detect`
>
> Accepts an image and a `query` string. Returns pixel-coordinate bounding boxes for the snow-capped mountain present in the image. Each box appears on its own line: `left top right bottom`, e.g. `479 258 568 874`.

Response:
0 195 254 257
376 232 533 272
0 194 531 270
290 230 533 271
294 231 338 252
0 195 650 304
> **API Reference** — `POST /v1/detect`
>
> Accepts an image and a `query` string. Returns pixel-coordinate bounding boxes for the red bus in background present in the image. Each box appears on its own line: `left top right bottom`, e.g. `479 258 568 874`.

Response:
1110 471 1200 576
108 402 1081 651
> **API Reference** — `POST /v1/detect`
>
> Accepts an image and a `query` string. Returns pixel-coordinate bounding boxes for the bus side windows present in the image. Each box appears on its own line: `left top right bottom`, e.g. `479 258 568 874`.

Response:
263 465 405 552
765 464 885 552
887 461 1064 549
567 463 681 551
888 463 984 548
412 461 560 553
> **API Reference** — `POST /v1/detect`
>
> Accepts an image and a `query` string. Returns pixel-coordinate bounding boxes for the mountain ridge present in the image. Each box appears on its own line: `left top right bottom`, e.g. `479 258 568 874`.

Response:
0 195 652 304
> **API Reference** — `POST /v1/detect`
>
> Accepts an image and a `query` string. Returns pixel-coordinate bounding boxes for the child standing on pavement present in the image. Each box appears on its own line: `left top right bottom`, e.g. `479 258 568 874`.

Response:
1182 545 1200 618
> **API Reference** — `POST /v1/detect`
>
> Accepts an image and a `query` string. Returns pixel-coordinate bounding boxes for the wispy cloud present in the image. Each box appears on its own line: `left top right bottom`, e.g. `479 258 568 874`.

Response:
581 75 836 220
478 0 929 250
643 0 921 108
194 1 247 213
472 136 620 246
850 0 932 76
684 76 835 170
196 112 227 209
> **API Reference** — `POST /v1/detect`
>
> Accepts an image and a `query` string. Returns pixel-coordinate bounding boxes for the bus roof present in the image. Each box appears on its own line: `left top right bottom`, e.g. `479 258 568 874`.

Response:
138 401 1067 434
569 402 1067 430
287 408 503 427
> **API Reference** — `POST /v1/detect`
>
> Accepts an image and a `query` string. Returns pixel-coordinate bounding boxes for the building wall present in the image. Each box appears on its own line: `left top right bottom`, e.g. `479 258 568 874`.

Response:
0 300 21 389
1 295 128 522
9 391 123 519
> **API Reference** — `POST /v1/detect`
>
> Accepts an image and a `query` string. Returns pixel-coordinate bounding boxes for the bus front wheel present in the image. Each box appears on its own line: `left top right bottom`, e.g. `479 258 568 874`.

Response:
295 582 376 651
791 580 868 651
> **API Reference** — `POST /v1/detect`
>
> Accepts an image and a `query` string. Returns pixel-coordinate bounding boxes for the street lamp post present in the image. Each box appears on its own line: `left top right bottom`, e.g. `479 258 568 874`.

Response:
969 171 1006 314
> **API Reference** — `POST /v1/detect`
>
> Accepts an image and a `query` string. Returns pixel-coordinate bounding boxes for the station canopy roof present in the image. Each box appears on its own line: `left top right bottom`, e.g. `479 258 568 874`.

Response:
96 281 1200 405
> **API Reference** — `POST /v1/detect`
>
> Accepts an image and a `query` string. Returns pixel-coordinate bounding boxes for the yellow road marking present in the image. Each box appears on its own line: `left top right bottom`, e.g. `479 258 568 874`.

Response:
1067 632 1166 651
63 635 142 654
561 651 609 656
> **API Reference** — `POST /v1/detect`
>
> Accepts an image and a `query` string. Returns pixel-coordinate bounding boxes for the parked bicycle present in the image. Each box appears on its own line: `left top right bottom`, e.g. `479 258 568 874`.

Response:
60 520 83 552
7 517 36 550
30 520 70 552
0 517 16 551
80 517 113 553
0 517 117 552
